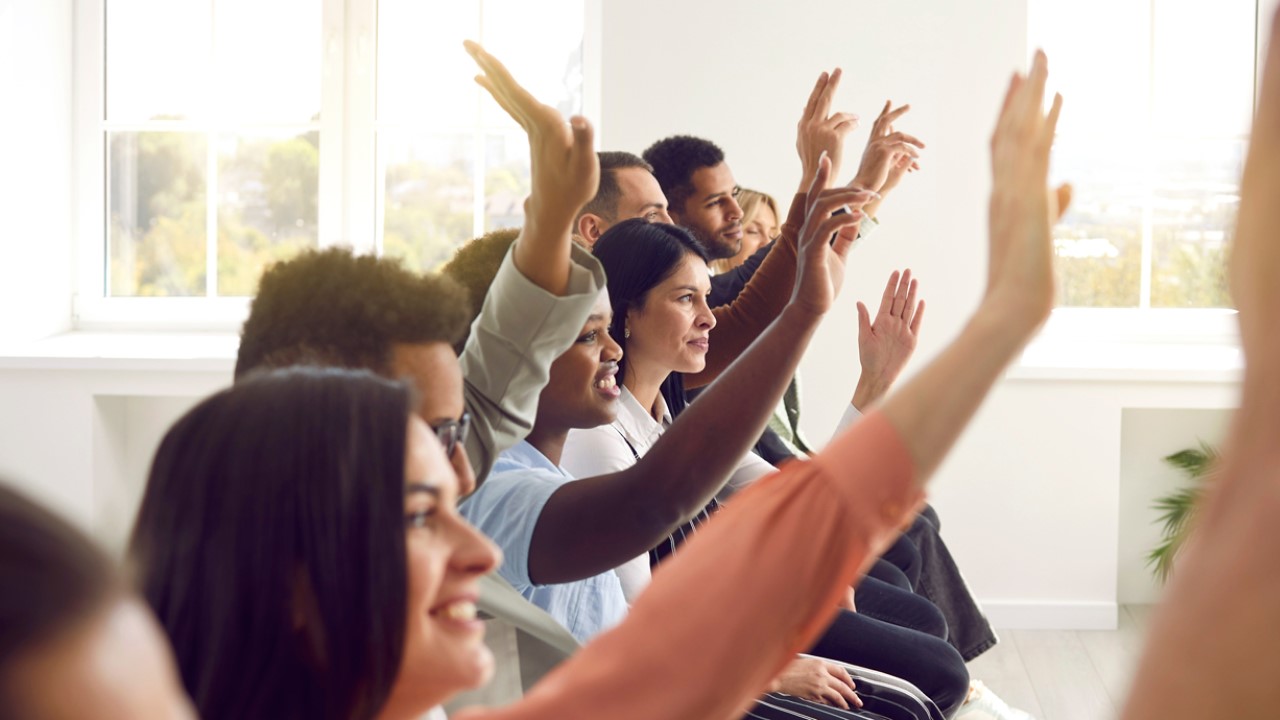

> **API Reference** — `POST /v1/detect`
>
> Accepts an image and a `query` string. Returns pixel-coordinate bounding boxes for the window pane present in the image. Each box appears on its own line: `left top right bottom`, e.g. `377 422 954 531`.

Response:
1150 138 1242 308
377 0 480 125
108 132 207 297
381 134 476 273
1050 139 1142 307
484 132 530 232
216 131 320 296
214 0 322 123
479 0 584 128
106 0 210 122
1152 0 1255 138
1029 0 1149 137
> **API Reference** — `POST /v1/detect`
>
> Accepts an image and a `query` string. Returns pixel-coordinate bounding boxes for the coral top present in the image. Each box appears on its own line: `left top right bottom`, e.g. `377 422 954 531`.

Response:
457 411 924 720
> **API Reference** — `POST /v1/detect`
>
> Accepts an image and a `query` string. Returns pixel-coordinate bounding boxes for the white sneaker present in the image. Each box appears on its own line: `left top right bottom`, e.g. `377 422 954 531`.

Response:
953 680 1036 720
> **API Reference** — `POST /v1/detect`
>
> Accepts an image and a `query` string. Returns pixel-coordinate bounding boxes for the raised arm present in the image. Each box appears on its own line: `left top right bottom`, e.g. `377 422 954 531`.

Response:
688 70 869 388
465 41 596 296
458 43 606 483
1119 10 1280 719
459 51 1066 720
529 161 870 584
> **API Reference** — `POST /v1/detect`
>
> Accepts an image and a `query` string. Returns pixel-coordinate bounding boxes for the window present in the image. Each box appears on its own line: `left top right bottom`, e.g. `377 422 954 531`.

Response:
76 0 589 328
1030 0 1257 313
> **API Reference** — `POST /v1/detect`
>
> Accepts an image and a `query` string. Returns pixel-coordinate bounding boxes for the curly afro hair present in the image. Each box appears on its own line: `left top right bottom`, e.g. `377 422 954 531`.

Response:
234 248 472 380
641 135 725 214
439 227 521 337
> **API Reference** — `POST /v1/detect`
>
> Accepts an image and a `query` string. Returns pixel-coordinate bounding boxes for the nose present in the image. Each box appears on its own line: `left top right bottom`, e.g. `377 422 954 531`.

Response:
453 449 478 498
727 196 744 222
602 329 623 362
696 296 717 331
452 515 502 576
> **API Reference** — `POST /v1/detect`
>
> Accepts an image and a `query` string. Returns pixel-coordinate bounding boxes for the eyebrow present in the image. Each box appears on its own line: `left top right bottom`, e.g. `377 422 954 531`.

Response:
585 312 611 323
405 483 442 497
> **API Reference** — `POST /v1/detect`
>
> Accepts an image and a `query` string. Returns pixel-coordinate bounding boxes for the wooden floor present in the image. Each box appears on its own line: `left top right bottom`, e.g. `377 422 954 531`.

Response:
964 605 1155 720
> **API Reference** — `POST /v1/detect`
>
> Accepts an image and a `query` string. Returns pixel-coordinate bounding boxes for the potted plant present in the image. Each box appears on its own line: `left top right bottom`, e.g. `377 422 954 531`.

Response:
1147 441 1219 583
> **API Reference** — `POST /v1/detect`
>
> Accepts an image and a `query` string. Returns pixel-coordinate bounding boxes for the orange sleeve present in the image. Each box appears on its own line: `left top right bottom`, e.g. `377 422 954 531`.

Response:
684 193 807 390
461 412 924 720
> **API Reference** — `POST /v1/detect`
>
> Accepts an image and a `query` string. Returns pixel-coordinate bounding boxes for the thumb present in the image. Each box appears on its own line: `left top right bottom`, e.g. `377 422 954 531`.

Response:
857 301 872 334
1053 182 1073 221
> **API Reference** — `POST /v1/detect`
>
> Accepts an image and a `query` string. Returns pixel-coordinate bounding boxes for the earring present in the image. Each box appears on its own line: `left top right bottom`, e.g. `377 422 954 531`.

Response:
624 327 631 339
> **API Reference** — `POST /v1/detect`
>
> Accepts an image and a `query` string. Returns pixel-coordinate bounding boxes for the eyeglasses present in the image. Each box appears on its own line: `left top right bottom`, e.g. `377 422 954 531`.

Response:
431 412 471 459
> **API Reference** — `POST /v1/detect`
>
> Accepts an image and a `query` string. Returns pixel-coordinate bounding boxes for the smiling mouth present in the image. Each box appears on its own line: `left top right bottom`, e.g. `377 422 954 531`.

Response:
594 371 621 397
431 598 479 623
687 338 710 351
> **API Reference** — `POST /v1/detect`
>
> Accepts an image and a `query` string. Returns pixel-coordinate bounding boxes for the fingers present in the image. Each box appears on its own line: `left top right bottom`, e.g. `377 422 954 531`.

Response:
830 220 861 259
802 71 831 123
874 103 913 135
814 210 864 256
901 274 919 320
909 299 926 334
816 67 842 120
466 41 539 128
804 153 833 216
1053 183 1073 221
885 131 926 150
818 684 851 710
891 269 912 315
825 665 862 708
829 111 860 133
878 270 901 313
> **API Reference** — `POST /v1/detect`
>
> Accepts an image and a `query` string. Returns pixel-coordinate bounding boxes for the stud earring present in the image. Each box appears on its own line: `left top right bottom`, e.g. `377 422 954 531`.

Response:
624 327 631 339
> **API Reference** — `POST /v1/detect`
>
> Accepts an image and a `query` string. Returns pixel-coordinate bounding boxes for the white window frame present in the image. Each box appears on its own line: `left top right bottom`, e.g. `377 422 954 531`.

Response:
72 0 599 332
1025 0 1279 349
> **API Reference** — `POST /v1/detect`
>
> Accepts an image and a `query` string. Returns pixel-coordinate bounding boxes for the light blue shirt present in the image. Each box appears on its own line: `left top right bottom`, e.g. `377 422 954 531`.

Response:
460 441 628 643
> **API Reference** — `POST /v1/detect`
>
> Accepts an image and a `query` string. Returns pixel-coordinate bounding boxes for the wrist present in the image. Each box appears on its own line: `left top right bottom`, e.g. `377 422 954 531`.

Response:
780 301 826 330
852 374 890 410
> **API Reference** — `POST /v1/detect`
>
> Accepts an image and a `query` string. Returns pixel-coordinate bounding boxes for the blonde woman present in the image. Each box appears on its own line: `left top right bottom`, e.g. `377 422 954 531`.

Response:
710 188 781 276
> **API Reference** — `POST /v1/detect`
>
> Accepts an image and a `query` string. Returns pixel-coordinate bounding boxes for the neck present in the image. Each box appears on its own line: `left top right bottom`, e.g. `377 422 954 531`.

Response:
623 361 670 422
525 420 570 467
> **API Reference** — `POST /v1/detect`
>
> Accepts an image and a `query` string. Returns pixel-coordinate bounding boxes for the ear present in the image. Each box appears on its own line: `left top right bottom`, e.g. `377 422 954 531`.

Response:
578 213 606 248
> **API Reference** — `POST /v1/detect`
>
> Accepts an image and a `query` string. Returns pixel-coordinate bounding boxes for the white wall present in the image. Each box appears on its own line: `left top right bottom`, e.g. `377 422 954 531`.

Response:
0 0 74 341
601 0 1241 628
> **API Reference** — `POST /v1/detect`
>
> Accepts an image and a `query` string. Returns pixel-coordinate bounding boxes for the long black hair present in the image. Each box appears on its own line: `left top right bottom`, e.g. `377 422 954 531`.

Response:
0 482 117 713
592 218 711 415
128 367 414 720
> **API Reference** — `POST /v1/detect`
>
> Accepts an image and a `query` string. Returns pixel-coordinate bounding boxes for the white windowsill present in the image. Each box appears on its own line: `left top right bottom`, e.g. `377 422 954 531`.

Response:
1009 339 1242 383
0 332 238 372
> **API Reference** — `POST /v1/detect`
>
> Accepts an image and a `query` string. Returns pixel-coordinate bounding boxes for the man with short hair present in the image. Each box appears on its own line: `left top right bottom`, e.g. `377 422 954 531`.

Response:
574 151 670 246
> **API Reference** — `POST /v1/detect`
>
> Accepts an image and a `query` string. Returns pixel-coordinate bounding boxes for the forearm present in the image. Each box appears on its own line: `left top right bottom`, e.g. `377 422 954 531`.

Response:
878 302 1038 481
529 305 821 583
511 206 573 296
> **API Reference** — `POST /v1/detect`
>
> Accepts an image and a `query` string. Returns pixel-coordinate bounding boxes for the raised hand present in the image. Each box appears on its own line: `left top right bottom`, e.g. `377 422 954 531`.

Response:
770 657 863 710
465 40 598 233
983 50 1068 332
796 69 860 192
790 153 878 317
853 269 924 410
851 101 925 212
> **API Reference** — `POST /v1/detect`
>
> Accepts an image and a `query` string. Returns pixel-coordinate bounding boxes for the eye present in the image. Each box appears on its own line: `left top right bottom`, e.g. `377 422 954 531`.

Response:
577 330 599 343
405 503 438 530
677 293 694 303
644 211 660 222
